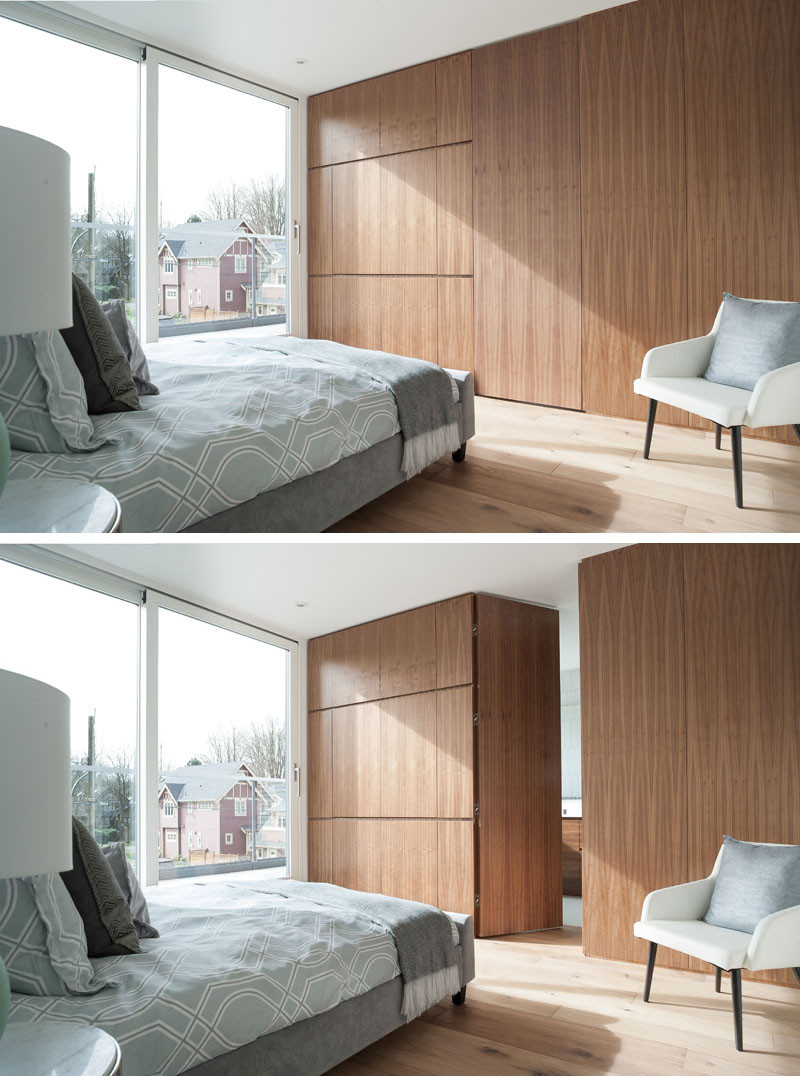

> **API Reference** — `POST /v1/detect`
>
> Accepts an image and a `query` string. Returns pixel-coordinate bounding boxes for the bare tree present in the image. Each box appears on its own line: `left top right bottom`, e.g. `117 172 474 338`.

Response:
101 750 134 844
100 205 135 301
204 726 246 764
246 174 286 236
245 717 286 779
205 181 248 221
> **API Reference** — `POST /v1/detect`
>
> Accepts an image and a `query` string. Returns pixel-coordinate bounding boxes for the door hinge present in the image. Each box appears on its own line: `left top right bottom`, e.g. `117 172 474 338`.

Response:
472 623 477 636
474 802 479 817
474 894 480 907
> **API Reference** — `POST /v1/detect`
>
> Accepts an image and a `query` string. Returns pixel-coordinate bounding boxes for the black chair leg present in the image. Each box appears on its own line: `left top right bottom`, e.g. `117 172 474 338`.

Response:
792 424 800 444
714 966 722 993
452 985 467 1005
730 969 743 1051
643 400 658 460
792 968 800 988
452 442 467 463
730 426 744 508
715 423 722 450
643 942 658 1002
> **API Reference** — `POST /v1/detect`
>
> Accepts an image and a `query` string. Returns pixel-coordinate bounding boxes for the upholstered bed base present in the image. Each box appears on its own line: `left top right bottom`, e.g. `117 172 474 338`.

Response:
190 912 475 1076
184 369 475 533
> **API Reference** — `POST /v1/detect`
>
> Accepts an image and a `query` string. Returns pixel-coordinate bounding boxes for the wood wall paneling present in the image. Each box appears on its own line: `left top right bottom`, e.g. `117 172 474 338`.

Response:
380 692 438 818
328 79 381 164
472 25 582 410
308 275 332 340
332 158 381 274
379 604 438 698
331 702 382 816
381 277 438 364
475 595 562 936
382 820 439 905
307 92 331 169
683 544 800 985
331 819 382 892
438 820 475 914
579 0 688 428
308 709 332 818
380 150 438 275
308 819 332 882
436 686 474 819
307 166 332 276
562 818 582 897
579 546 688 969
308 622 381 710
684 0 800 444
380 62 437 155
436 52 472 146
437 276 474 376
436 143 473 276
435 594 473 689
331 276 382 351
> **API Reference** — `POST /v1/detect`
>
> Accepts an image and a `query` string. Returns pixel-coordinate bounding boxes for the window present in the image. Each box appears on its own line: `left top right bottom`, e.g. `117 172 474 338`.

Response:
164 258 175 274
225 833 233 846
187 259 194 269
234 254 247 274
165 287 177 299
234 798 248 816
187 832 192 848
196 257 214 267
277 271 286 285
196 288 201 305
166 831 177 843
188 289 193 304
164 802 175 816
196 800 213 810
225 289 233 302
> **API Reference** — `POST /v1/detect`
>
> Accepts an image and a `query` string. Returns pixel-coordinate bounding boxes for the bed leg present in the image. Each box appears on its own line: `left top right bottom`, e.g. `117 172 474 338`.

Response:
452 985 467 1005
452 442 467 463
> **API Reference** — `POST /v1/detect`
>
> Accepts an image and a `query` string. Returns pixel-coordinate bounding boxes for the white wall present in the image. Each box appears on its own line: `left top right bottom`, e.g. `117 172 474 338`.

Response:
560 667 581 799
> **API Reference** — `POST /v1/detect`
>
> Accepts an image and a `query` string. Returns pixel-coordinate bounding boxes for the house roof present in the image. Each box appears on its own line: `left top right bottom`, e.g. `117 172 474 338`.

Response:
158 218 280 261
158 760 263 804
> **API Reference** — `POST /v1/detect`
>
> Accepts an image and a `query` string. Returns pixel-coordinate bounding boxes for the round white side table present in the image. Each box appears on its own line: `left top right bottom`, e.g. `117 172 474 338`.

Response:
0 1022 121 1075
0 478 121 533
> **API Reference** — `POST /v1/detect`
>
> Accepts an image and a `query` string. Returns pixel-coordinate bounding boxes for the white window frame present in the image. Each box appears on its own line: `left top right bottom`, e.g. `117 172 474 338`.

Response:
163 258 175 274
234 797 248 816
225 289 233 302
196 288 201 305
164 801 175 816
165 287 177 299
0 4 305 344
225 833 233 846
234 254 247 274
187 259 194 269
188 288 193 305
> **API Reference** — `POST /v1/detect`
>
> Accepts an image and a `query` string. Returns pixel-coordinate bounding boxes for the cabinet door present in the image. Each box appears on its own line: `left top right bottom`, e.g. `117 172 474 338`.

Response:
332 276 382 352
561 818 582 897
437 143 473 276
435 594 473 688
331 702 381 816
332 158 381 274
438 820 474 914
380 692 438 818
436 52 472 146
381 820 438 905
331 820 381 892
308 820 332 883
308 709 332 818
380 277 438 364
437 686 473 818
380 150 437 275
379 605 437 698
308 167 332 276
308 622 381 710
328 79 381 164
380 62 437 155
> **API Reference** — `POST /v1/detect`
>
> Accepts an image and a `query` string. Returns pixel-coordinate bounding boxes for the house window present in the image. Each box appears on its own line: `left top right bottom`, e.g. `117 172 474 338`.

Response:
197 257 214 267
165 287 177 299
164 258 175 274
196 289 201 305
188 289 193 304
187 259 194 269
166 831 177 843
277 271 286 284
234 797 248 816
196 800 213 810
234 254 247 273
187 832 193 849
225 833 233 845
225 289 233 302
164 802 175 816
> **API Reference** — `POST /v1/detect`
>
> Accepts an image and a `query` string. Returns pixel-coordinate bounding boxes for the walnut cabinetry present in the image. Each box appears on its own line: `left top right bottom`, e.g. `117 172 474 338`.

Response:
562 818 582 897
307 593 562 937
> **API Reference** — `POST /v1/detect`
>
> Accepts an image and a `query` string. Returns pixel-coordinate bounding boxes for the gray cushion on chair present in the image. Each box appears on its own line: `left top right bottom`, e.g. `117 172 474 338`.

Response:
704 293 800 392
704 835 800 934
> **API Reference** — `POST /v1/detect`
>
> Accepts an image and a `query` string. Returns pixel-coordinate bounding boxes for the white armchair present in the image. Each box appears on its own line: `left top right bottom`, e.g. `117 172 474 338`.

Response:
633 303 800 507
634 845 800 1052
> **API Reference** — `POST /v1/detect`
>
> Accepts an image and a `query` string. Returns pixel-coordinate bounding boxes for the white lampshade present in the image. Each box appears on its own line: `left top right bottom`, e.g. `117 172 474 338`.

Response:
0 670 72 879
0 127 72 335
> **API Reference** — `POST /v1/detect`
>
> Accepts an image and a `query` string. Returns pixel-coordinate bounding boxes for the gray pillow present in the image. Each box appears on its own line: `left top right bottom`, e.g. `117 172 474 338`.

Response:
60 818 141 957
704 835 800 933
0 875 111 995
704 292 800 391
102 842 159 939
101 299 159 396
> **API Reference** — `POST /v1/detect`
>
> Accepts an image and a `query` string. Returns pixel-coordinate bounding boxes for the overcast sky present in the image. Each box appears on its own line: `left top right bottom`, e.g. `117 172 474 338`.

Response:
0 559 289 774
0 16 287 225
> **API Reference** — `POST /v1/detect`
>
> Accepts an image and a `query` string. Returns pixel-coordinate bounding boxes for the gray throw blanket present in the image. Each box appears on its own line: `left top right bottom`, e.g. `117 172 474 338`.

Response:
248 337 461 478
243 880 461 1021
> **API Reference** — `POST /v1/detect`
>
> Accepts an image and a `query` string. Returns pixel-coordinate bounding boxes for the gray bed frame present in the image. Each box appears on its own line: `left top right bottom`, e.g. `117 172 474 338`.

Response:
191 912 475 1076
184 369 475 533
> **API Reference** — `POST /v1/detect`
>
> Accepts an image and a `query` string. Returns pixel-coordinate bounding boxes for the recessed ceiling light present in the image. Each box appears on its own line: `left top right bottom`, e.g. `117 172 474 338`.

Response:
295 600 309 608
294 57 309 65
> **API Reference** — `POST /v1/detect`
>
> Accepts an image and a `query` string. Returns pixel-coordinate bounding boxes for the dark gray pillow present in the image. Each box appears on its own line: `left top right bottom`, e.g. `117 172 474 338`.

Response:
59 274 141 414
101 299 159 397
704 835 800 933
704 292 800 391
60 818 141 957
102 842 159 939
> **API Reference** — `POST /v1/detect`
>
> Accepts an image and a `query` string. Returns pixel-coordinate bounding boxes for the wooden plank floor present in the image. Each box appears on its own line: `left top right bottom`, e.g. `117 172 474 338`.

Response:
330 927 800 1075
327 398 800 532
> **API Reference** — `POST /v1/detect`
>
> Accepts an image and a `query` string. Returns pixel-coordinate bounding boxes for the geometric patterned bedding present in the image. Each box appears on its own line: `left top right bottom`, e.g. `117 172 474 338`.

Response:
7 336 401 532
8 880 401 1076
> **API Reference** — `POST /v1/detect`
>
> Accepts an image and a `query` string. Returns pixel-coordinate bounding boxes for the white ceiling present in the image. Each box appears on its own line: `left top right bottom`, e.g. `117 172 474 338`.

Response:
48 0 635 96
51 540 625 666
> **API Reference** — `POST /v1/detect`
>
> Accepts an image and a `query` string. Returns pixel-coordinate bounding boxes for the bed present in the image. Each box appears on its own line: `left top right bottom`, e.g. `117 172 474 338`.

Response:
7 878 475 1076
6 335 475 533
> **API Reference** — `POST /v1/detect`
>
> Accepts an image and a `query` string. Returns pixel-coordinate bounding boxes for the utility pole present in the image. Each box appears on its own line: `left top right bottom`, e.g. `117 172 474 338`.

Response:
87 167 96 294
87 709 96 838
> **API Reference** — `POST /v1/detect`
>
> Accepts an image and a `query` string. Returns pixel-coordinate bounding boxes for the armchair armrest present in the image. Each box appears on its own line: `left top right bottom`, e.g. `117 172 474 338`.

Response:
640 334 716 379
747 903 800 971
746 359 800 429
640 876 716 922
